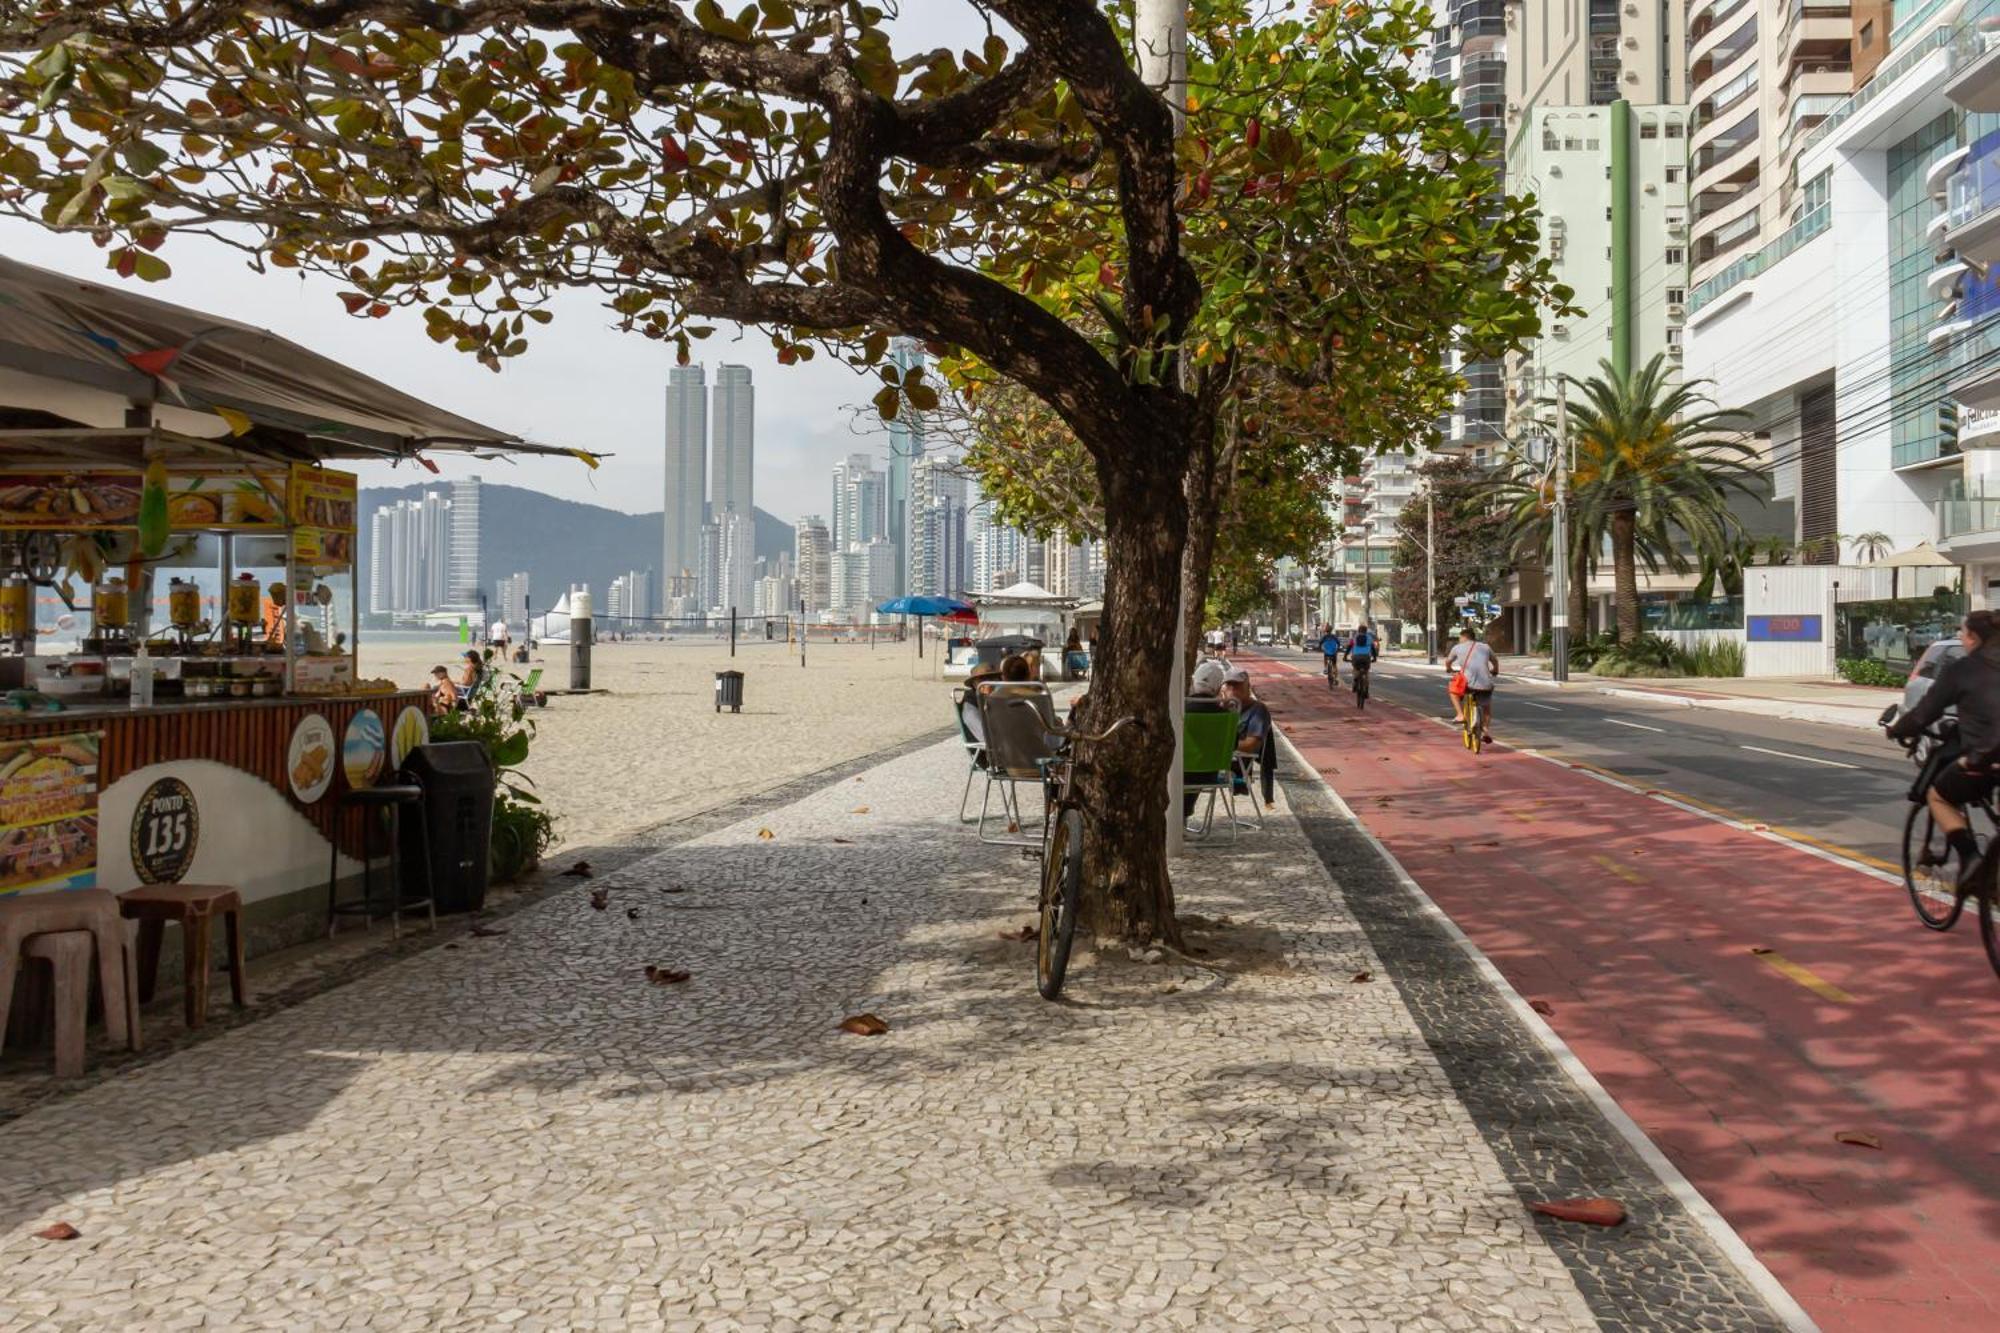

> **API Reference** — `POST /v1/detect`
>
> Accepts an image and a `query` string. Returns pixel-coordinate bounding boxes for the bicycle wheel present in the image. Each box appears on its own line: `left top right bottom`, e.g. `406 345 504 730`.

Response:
1037 805 1085 1000
1978 878 2000 980
1902 802 1966 930
1464 702 1482 754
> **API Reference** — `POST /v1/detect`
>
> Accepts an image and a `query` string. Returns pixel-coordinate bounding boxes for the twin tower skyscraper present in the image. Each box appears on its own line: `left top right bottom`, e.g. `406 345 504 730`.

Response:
662 363 755 615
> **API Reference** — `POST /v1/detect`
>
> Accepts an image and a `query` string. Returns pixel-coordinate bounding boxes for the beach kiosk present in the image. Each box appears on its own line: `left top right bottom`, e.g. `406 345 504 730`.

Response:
0 255 592 955
944 582 1085 681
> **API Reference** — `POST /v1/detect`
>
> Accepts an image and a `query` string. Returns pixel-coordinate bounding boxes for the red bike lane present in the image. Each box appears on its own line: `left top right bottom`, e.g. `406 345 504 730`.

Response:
1241 653 2000 1332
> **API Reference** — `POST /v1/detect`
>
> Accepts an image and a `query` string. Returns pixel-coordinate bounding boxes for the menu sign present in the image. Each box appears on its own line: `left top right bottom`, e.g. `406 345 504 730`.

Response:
0 731 100 894
0 475 142 530
290 525 355 566
168 474 285 530
287 464 357 531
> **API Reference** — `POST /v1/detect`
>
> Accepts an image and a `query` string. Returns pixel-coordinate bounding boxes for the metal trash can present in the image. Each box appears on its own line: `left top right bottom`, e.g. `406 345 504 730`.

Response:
400 741 494 914
714 669 745 713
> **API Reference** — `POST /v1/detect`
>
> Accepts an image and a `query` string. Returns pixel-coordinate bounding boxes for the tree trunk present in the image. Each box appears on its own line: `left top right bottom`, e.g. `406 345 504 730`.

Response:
1073 414 1189 949
1611 509 1639 642
1180 436 1220 679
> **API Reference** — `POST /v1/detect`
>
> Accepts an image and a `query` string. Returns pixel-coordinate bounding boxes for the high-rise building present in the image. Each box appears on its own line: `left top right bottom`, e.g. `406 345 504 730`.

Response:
795 516 832 618
831 453 886 549
496 571 531 627
1684 0 1852 291
969 502 1032 592
908 454 968 598
664 365 707 592
753 573 798 619
885 337 926 597
711 363 754 519
369 490 459 616
718 509 757 614
447 475 482 610
831 538 898 617
606 569 653 623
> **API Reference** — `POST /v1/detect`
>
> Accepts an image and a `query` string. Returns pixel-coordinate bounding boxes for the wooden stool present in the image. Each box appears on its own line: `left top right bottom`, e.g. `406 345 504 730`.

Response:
119 885 246 1030
21 931 94 1077
0 890 137 1055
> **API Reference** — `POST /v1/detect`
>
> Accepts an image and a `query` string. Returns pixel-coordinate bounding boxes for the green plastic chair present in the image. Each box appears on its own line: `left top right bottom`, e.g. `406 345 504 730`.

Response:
1183 710 1239 841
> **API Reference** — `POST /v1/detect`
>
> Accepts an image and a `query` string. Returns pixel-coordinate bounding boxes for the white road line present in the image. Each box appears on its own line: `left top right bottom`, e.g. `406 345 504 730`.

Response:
1521 701 1561 712
1740 744 1857 770
1606 718 1665 733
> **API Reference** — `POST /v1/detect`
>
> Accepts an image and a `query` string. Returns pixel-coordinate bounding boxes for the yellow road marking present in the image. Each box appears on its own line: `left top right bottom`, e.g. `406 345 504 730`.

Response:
1750 949 1855 1004
1591 854 1644 885
1511 809 1538 822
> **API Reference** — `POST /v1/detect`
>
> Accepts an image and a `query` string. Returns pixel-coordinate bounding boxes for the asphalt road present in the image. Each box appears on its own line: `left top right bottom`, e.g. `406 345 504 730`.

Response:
1278 652 1912 868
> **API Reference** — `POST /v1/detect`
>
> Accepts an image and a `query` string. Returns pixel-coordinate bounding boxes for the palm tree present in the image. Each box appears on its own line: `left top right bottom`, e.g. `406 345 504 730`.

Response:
1851 530 1894 564
1563 355 1760 642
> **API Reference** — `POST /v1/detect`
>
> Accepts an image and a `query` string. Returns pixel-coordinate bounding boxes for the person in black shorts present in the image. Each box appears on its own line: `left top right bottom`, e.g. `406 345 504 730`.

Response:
1891 609 2000 886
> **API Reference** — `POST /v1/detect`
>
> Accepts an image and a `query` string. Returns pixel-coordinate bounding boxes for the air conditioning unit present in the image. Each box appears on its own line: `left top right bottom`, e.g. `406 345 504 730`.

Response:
1665 211 1687 233
1549 237 1565 257
1667 342 1684 358
1667 302 1686 319
1553 324 1571 338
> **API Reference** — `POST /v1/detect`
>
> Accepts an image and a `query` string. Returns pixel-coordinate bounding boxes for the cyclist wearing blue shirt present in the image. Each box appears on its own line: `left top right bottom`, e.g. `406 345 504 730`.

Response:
1319 627 1343 683
1345 622 1377 674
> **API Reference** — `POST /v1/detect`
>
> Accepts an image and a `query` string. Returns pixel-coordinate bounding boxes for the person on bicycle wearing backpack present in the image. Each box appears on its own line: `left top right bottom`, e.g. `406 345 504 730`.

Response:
1890 609 2000 887
1345 621 1378 688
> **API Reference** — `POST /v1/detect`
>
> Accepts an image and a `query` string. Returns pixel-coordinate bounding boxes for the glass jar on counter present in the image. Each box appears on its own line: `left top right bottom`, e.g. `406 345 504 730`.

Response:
226 573 261 627
93 577 130 630
0 576 29 639
168 578 202 629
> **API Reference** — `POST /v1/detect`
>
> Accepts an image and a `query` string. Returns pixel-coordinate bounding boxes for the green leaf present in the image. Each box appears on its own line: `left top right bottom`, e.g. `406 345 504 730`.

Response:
873 385 900 421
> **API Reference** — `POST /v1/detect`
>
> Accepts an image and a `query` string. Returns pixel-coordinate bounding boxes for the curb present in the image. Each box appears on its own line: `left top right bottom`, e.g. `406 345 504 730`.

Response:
1596 686 1698 708
1282 731 1821 1333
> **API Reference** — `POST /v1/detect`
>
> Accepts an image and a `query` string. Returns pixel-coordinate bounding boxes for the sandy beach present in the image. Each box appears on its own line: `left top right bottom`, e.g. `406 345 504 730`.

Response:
359 636 958 852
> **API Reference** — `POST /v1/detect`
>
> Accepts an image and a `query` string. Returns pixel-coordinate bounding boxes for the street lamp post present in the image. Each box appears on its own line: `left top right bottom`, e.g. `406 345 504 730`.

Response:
1425 489 1437 665
1549 381 1571 683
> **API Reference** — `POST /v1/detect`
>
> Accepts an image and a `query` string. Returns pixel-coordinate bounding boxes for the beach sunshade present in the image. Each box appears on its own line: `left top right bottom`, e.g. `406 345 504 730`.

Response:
876 595 973 616
1869 542 1956 569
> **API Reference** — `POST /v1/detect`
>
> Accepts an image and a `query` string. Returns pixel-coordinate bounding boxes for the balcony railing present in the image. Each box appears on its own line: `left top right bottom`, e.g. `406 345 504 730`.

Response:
1696 133 1759 176
1800 19 1956 158
1939 491 2000 539
1947 143 2000 229
1689 201 1830 311
1893 0 1956 47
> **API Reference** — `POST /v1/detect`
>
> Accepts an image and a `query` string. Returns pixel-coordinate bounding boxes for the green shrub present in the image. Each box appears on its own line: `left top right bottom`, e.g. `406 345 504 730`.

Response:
1565 632 1620 671
428 648 556 881
1682 638 1744 678
1836 657 1907 689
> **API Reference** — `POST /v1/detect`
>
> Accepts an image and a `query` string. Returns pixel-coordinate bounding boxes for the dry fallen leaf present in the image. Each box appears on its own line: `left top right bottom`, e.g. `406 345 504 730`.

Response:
757 828 776 840
1350 971 1372 984
626 908 641 921
1530 1198 1626 1227
852 805 871 814
589 888 609 911
1749 946 1774 956
837 1012 890 1036
470 924 508 938
34 1222 79 1241
1529 999 1555 1017
998 924 1039 942
1835 1130 1882 1150
832 837 854 844
644 966 691 986
561 860 594 878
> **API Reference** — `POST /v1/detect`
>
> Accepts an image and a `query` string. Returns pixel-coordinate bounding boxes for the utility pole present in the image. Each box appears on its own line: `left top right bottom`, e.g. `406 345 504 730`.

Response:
1549 380 1571 683
1425 489 1437 665
1138 0 1190 856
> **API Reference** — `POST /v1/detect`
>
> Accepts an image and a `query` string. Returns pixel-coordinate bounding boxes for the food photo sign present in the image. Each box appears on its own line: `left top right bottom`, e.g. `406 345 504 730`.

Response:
0 731 100 894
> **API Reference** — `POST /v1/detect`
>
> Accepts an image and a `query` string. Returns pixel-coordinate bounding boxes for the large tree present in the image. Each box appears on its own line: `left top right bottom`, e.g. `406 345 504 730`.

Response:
0 0 1554 947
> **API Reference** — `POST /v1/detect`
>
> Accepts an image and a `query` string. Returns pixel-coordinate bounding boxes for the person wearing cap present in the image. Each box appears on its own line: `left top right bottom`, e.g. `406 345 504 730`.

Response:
1221 667 1271 758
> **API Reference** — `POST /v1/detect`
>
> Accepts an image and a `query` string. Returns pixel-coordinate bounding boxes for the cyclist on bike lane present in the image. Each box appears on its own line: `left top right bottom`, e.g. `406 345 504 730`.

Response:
1346 621 1378 687
1445 627 1499 744
1890 609 2000 886
1319 625 1344 683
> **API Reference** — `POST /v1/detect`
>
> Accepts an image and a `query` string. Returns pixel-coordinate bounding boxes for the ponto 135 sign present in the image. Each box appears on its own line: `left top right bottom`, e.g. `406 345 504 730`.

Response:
1747 615 1823 643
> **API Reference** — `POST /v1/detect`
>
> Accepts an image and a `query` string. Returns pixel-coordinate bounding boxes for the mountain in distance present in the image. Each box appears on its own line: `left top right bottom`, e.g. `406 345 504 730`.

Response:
358 481 795 618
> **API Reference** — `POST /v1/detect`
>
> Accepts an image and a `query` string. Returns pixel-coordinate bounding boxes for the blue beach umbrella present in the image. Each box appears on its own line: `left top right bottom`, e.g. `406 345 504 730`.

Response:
874 596 974 659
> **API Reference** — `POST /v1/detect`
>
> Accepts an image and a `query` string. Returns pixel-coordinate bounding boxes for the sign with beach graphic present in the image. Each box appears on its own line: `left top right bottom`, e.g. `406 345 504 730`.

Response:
390 706 428 769
342 709 386 789
0 730 100 894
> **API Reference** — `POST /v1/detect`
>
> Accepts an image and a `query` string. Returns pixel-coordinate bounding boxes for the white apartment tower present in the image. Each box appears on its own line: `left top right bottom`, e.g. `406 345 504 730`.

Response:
711 364 754 520
664 365 707 598
795 516 833 618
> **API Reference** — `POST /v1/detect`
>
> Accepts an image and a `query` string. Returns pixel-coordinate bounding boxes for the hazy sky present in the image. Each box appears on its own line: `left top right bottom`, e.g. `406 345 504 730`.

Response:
1 5 1000 527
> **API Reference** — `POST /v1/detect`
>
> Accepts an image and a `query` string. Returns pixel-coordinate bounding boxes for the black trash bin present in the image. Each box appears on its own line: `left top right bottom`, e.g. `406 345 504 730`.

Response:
400 741 494 914
714 669 744 713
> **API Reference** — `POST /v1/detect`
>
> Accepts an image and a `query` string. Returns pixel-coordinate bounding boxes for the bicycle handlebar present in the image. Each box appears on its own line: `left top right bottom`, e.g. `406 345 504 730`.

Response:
1002 699 1140 745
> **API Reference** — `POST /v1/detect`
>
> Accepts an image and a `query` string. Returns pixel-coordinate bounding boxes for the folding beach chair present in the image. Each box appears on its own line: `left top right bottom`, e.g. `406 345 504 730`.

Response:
1182 710 1241 843
952 687 994 823
975 686 1061 846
